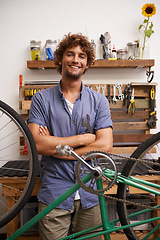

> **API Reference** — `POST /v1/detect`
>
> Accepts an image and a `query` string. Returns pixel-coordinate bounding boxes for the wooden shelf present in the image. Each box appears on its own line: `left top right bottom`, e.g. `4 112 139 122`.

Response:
27 59 155 69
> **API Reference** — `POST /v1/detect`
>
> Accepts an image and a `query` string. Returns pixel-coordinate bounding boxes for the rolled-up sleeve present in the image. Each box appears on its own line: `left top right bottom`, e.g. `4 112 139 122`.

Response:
94 95 113 131
27 93 47 127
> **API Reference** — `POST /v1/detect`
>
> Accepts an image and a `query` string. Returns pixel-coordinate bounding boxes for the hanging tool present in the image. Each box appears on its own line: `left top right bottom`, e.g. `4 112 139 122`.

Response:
147 86 156 128
127 84 132 111
124 83 131 106
33 88 37 95
82 114 93 134
146 68 154 83
96 85 101 93
127 88 135 114
24 89 29 100
101 85 106 96
112 84 117 104
116 83 124 101
29 88 33 100
107 84 112 103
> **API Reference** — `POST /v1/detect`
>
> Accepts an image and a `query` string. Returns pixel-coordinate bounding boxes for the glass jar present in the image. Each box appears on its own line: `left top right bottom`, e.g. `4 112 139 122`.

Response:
91 39 96 58
127 42 137 59
30 40 42 60
43 40 57 60
117 49 127 60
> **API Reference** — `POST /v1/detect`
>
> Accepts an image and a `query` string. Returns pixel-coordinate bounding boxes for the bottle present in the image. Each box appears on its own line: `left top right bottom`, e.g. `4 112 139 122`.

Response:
91 39 96 58
134 40 140 59
30 40 42 60
43 40 57 60
111 44 117 59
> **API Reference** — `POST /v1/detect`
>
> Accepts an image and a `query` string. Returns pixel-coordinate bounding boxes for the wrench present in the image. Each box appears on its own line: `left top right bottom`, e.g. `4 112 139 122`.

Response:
112 84 117 104
116 83 124 101
101 85 106 96
96 85 101 93
107 84 112 103
82 114 93 133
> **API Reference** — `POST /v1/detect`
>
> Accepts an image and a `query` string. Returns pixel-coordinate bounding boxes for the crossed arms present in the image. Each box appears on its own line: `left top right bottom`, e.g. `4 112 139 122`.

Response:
28 123 113 160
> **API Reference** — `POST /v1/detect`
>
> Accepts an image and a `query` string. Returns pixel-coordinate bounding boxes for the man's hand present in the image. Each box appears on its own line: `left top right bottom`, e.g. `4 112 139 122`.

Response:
39 125 50 136
28 123 96 157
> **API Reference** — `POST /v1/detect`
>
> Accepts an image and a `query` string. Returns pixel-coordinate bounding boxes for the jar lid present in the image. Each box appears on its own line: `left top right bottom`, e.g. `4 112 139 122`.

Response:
46 39 57 43
30 40 41 44
127 42 137 46
117 49 127 53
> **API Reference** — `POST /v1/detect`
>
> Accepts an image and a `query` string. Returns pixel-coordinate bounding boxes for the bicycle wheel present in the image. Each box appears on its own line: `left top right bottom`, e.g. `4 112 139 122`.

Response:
0 100 38 227
117 132 160 240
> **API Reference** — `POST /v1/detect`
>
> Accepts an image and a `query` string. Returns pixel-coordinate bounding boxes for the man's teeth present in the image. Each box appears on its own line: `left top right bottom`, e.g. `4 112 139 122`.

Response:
70 66 79 69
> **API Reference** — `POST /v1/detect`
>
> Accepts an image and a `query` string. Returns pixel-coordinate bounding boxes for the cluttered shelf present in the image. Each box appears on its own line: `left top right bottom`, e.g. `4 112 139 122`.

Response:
27 59 155 69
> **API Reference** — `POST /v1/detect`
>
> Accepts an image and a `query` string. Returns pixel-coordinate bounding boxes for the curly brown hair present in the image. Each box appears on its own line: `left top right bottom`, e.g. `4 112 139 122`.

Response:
54 33 95 74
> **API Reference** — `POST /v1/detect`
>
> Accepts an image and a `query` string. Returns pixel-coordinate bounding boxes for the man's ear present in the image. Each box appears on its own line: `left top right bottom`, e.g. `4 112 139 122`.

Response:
85 65 89 70
59 61 62 65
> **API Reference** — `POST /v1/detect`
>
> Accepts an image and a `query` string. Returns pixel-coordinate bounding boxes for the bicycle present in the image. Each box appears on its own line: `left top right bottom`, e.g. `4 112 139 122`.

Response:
0 100 38 228
1 100 160 240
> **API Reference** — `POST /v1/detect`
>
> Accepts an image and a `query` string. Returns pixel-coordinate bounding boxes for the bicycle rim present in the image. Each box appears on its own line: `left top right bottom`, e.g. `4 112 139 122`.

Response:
117 132 160 240
0 100 38 227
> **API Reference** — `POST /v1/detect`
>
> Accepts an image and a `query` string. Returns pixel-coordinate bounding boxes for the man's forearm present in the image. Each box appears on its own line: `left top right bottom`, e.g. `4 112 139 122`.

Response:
54 128 113 160
34 134 96 156
28 123 96 156
73 128 113 156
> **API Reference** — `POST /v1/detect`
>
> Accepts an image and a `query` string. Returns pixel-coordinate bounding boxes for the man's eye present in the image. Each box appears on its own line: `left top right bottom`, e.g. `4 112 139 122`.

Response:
80 55 85 59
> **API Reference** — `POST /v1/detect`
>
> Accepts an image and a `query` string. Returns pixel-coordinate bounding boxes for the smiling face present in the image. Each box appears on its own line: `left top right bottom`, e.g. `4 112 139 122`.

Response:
60 46 89 81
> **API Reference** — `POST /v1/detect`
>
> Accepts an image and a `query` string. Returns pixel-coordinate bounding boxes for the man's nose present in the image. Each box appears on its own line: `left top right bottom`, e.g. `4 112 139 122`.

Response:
73 54 79 62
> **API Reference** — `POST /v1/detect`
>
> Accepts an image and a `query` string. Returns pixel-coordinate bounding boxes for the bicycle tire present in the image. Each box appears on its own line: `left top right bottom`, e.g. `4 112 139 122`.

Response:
0 100 38 227
117 132 160 239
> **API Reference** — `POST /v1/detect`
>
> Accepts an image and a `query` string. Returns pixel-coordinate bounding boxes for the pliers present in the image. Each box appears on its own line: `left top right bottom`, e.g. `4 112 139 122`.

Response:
127 88 135 114
124 83 131 107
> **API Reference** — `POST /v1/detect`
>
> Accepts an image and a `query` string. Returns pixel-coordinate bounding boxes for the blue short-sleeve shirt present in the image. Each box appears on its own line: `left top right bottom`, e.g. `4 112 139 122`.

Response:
28 81 112 210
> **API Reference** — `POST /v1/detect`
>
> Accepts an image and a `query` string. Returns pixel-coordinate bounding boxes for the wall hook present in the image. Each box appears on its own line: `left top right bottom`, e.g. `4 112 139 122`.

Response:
146 67 154 83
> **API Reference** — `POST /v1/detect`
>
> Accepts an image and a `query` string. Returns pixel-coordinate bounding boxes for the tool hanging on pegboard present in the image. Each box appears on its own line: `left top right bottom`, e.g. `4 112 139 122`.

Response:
127 88 135 114
147 86 156 128
146 68 154 83
107 84 112 103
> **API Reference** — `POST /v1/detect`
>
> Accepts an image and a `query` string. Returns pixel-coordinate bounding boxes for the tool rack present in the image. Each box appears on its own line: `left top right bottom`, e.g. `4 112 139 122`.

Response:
19 82 157 154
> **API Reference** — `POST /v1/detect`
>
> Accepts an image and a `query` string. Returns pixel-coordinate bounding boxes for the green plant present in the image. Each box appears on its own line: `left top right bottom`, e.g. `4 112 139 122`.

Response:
138 3 156 59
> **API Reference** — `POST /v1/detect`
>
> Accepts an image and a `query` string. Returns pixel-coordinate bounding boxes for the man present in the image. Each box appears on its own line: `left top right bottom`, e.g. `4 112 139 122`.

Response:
28 33 113 240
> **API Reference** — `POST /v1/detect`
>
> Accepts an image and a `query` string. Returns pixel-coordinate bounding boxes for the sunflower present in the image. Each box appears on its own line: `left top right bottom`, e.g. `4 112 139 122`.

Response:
141 3 156 18
139 3 156 58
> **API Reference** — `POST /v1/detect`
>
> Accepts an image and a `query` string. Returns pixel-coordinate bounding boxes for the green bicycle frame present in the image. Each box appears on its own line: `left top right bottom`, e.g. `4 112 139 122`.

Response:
7 170 160 240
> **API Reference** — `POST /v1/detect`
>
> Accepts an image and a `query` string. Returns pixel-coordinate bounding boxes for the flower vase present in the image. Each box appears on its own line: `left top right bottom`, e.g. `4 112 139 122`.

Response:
140 32 150 59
